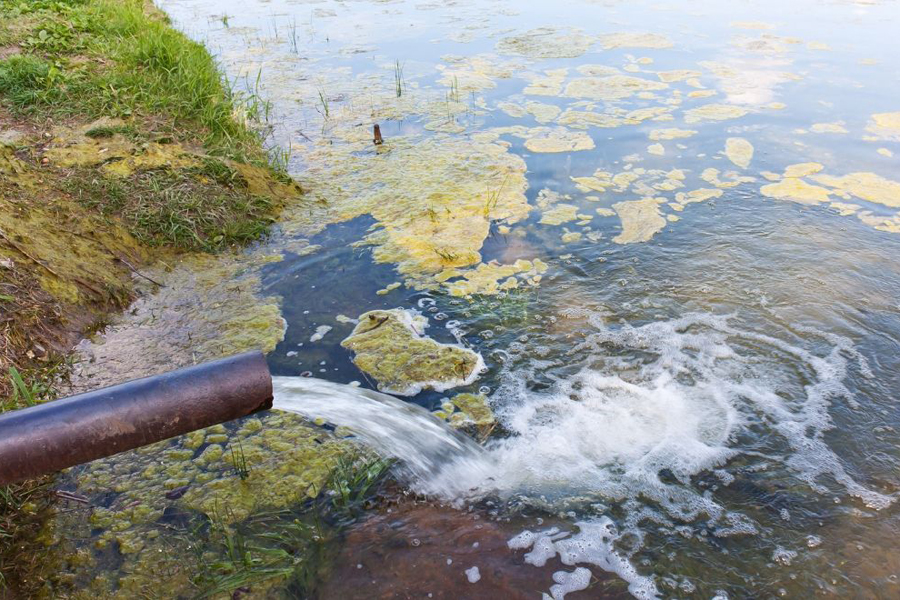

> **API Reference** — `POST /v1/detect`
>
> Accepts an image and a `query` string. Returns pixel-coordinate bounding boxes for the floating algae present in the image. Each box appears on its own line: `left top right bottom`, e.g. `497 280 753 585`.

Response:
539 203 580 226
856 211 900 233
647 143 665 156
684 103 750 123
724 137 754 169
557 110 628 129
497 101 528 118
564 75 668 101
810 172 900 209
522 68 569 96
496 27 595 59
437 54 523 92
523 127 595 153
700 167 756 189
669 188 724 211
866 111 900 141
649 128 698 141
784 162 825 178
596 32 673 50
612 197 667 244
448 393 495 428
525 101 562 124
810 122 849 134
440 258 548 297
341 309 483 395
295 135 530 289
760 177 832 205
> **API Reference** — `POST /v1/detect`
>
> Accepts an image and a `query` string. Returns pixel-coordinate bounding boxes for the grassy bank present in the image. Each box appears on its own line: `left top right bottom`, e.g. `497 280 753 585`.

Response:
0 0 301 594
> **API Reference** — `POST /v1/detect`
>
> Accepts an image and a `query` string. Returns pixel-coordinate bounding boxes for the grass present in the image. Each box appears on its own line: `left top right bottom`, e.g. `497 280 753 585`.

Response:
0 0 271 162
0 364 62 595
0 0 304 594
62 167 278 252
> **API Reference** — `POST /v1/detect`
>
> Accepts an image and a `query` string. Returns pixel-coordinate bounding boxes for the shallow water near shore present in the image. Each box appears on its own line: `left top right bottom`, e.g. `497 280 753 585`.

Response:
50 0 900 596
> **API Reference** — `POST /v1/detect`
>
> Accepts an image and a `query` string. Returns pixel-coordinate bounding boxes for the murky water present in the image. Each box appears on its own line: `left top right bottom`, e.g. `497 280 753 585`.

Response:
49 0 900 597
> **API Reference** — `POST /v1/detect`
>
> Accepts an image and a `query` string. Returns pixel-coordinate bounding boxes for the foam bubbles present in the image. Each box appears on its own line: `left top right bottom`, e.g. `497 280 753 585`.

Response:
511 519 660 599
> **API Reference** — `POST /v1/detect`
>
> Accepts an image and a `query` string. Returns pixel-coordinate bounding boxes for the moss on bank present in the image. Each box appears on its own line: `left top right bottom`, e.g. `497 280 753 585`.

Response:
0 0 303 595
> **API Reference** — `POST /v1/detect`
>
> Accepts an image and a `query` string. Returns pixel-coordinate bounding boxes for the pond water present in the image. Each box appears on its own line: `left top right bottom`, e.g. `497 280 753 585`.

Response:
50 0 900 597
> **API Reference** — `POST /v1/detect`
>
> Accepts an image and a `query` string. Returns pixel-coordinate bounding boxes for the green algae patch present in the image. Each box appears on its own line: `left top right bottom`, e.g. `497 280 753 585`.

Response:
0 142 33 186
866 112 900 141
649 128 697 141
440 258 547 297
44 127 200 176
540 203 579 225
684 103 750 123
341 309 483 395
524 127 595 153
497 27 595 59
810 122 848 134
670 188 724 211
61 410 352 593
526 101 562 124
0 185 143 310
597 32 673 50
293 135 530 291
612 197 668 244
724 137 754 169
811 172 900 209
433 392 495 437
564 75 668 101
450 393 494 426
522 68 569 96
760 177 832 205
557 110 628 129
437 54 524 92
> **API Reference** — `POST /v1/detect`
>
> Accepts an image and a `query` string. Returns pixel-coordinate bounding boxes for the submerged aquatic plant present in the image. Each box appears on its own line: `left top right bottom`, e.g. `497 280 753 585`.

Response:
483 173 511 218
189 456 392 597
326 455 393 516
288 19 299 55
394 60 405 98
316 88 330 119
230 441 251 481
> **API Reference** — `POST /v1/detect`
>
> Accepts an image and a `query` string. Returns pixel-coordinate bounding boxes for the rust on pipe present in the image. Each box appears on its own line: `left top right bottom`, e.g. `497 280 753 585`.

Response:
0 351 273 485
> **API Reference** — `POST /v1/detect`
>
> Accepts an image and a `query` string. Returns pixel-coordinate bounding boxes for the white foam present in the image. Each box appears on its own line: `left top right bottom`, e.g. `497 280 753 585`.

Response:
465 566 481 583
549 567 592 599
510 518 660 599
430 312 893 515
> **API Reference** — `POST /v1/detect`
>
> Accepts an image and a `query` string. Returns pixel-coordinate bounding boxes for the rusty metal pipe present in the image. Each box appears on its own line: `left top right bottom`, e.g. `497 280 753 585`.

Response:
0 351 272 485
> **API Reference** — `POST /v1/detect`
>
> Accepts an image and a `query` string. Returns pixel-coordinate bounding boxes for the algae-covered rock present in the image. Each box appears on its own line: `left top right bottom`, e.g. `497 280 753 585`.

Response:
450 393 495 427
341 309 483 395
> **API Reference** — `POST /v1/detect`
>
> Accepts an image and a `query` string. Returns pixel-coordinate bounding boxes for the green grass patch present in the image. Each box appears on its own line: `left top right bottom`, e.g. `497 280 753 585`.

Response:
0 0 271 162
63 169 277 252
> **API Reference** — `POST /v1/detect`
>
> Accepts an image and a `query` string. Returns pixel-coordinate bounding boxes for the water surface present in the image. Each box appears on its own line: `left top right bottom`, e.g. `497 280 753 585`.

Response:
66 0 900 596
